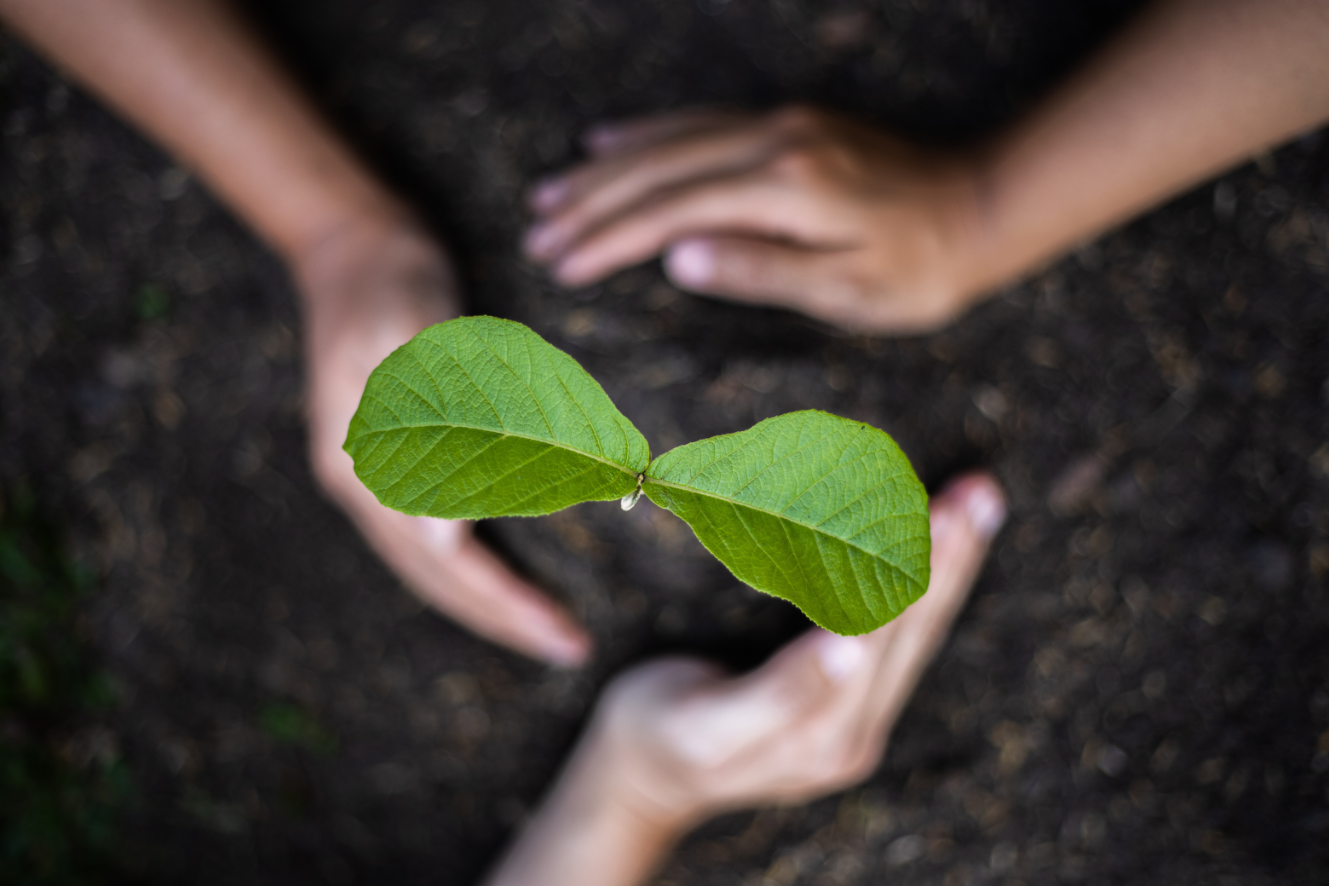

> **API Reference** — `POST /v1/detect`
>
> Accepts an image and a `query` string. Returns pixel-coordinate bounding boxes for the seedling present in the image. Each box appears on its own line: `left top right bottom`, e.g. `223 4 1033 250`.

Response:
344 316 930 635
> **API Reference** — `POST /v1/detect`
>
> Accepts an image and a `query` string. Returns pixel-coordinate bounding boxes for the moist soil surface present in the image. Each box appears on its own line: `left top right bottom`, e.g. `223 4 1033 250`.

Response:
3 0 1329 883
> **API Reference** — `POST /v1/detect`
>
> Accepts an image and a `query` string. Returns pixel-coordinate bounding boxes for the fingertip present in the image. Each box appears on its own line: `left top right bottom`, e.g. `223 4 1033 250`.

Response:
967 478 1008 540
933 472 1007 540
504 597 593 667
664 238 715 289
540 630 593 668
502 581 593 667
448 535 593 666
528 177 569 214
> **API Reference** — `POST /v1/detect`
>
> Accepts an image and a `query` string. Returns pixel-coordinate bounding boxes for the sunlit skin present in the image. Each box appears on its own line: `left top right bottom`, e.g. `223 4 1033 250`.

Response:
527 0 1329 334
485 474 1006 886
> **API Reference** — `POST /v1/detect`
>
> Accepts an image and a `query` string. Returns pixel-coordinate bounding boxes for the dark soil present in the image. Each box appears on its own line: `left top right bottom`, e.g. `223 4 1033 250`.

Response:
3 0 1329 883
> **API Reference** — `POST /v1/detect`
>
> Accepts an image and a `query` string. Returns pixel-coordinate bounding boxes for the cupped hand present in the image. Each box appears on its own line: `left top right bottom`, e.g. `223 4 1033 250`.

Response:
525 106 992 334
586 472 1006 829
293 218 591 666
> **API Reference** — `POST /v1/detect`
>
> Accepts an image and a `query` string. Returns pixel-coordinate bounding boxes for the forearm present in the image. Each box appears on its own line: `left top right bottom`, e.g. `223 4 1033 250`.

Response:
484 732 687 886
964 0 1329 294
0 0 406 265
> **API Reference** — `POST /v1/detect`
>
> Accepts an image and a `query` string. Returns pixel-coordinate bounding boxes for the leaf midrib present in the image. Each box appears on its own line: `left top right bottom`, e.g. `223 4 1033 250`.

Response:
350 418 642 479
645 476 921 568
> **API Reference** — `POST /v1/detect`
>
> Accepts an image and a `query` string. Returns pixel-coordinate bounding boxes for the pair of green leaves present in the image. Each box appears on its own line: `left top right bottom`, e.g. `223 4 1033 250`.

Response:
344 317 930 636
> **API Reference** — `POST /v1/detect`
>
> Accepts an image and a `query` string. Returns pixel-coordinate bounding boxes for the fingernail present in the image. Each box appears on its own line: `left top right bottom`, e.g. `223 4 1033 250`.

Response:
966 482 1007 539
666 239 714 287
815 633 866 683
524 222 562 259
530 178 568 212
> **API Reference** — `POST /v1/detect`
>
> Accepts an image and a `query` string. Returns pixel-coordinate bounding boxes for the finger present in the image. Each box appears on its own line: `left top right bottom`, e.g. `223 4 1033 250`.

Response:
348 490 592 666
424 532 594 667
789 472 1005 784
859 472 1006 734
524 122 784 251
551 172 843 287
666 628 868 767
582 108 750 157
664 236 855 318
528 113 759 217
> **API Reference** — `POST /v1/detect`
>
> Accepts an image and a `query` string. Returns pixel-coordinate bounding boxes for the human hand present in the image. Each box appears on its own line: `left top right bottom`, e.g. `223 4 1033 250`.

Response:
586 472 1006 831
524 106 992 334
294 218 591 666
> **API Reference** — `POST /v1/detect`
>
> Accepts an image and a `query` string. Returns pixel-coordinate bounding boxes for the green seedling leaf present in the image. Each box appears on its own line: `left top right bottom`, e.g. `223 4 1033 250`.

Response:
643 411 930 635
346 318 932 635
345 316 649 518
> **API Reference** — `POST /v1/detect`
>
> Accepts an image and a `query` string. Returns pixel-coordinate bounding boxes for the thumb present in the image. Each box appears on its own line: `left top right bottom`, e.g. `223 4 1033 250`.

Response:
427 533 593 667
664 236 844 311
668 630 868 765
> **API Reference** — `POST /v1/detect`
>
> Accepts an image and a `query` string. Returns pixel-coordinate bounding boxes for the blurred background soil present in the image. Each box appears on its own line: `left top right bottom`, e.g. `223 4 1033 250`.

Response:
2 0 1329 883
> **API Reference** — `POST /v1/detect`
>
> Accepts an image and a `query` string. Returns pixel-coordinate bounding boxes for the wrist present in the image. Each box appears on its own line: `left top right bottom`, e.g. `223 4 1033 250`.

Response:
932 150 1020 311
564 728 696 846
486 730 690 886
290 212 462 322
286 198 411 263
952 124 1102 303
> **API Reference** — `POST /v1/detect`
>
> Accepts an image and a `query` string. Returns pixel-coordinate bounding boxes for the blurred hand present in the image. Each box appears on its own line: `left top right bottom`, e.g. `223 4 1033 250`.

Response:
586 473 1006 829
525 106 989 334
294 218 591 666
